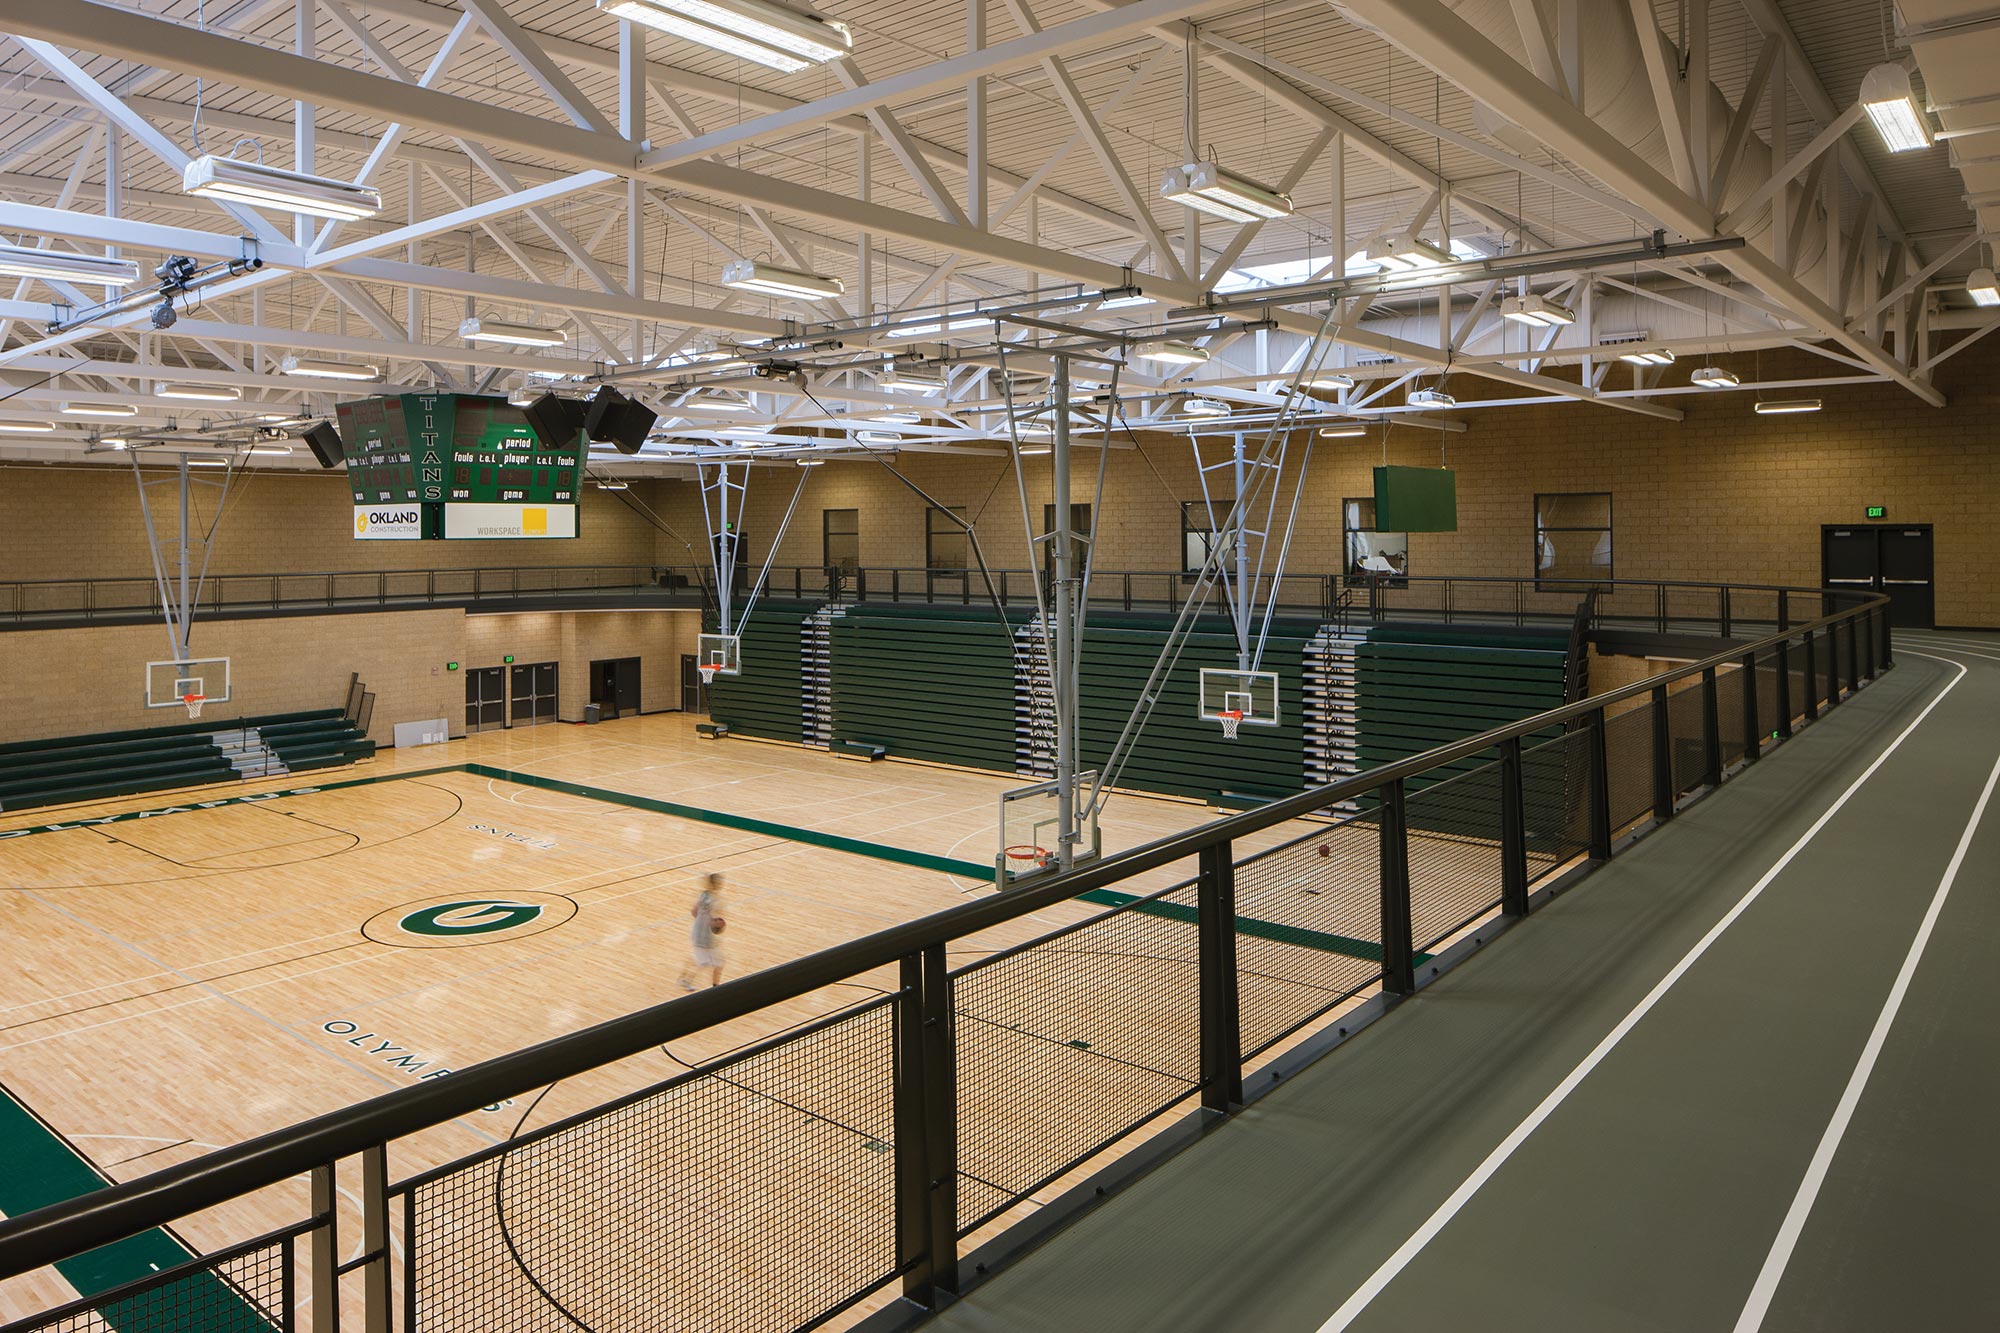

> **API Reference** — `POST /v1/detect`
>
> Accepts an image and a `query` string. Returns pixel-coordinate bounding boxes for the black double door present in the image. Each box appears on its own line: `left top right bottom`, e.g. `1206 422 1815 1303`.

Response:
1823 524 1935 628
590 657 641 719
465 667 506 733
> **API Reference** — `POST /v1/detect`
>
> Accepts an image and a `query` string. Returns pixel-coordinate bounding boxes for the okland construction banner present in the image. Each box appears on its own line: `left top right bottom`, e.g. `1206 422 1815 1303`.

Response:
353 504 425 540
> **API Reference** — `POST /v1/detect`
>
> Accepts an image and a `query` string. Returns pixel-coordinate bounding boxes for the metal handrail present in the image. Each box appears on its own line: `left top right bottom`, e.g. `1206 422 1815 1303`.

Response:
0 579 1888 1278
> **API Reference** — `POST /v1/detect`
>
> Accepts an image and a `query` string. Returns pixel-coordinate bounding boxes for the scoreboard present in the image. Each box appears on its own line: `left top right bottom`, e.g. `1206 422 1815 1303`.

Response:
338 393 585 540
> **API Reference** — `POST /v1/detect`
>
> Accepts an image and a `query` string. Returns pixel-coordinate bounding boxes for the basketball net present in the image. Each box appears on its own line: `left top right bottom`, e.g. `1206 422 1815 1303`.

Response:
182 693 206 720
697 663 722 685
1218 709 1243 740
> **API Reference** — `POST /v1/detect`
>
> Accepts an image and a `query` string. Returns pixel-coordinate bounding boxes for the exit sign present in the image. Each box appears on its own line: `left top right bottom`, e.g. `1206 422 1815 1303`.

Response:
1865 505 1887 519
504 655 515 663
447 661 460 671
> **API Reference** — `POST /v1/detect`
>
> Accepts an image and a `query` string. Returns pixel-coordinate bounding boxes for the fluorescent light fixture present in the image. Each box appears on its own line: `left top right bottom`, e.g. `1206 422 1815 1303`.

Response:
598 0 850 71
1968 267 2000 307
254 412 304 423
59 401 139 418
719 257 845 300
1096 291 1154 310
1690 366 1740 388
185 456 232 468
1366 233 1454 272
594 478 631 489
0 243 140 288
182 155 382 220
0 421 55 433
884 315 989 339
159 383 242 401
459 316 568 348
692 398 755 413
796 458 827 467
1181 396 1230 418
1016 420 1054 437
1407 387 1455 408
879 366 945 394
281 355 379 381
507 386 543 407
1498 293 1577 327
864 411 923 425
1860 64 1932 153
1754 398 1822 415
245 444 293 455
666 349 752 371
1297 373 1355 393
1618 347 1676 366
1018 446 1051 456
1318 423 1369 438
1159 161 1293 223
855 430 902 445
1138 340 1209 366
97 436 130 448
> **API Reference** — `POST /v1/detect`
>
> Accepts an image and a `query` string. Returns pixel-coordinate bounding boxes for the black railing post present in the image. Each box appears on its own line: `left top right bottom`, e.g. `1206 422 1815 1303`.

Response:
1656 582 1667 634
361 1144 389 1333
1651 686 1675 819
1847 614 1861 689
1860 609 1875 681
1826 622 1843 708
310 1164 337 1332
1378 781 1416 997
1879 604 1894 668
1741 654 1761 762
1587 707 1613 859
1802 630 1820 722
1196 841 1243 1113
1720 585 1732 638
919 944 958 1296
893 953 942 1305
1778 588 1790 633
1499 738 1529 918
1700 668 1722 787
1776 638 1794 739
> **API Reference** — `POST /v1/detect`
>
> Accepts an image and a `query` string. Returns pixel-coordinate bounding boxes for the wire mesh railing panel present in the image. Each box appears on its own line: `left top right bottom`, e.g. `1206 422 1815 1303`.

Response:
1715 667 1748 767
1752 650 1784 739
1405 761 1506 952
1591 583 1659 628
0 1232 293 1333
1521 728 1591 879
1666 585 1723 631
952 888 1202 1233
1233 812 1384 1055
406 998 898 1333
1667 685 1709 794
1602 700 1657 834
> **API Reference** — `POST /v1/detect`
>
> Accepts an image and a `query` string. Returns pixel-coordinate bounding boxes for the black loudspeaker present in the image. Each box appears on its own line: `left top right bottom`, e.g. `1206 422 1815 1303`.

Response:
522 392 586 451
583 385 657 456
300 421 344 469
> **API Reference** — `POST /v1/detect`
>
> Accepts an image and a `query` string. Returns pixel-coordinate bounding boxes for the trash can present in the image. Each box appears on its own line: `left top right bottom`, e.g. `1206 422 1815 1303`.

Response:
584 703 601 724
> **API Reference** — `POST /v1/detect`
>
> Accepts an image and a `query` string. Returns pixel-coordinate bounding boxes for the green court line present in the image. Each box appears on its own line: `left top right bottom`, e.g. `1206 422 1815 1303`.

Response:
1076 889 1433 967
459 763 996 879
0 1084 274 1330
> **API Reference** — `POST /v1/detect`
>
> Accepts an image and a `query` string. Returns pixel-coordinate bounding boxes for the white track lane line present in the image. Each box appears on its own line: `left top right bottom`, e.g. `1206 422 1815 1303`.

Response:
1315 652 1970 1333
1732 744 2000 1329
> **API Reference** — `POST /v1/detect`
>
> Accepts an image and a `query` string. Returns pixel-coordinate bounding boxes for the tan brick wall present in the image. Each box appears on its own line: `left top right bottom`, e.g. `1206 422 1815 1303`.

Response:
0 466 666 585
651 343 2000 626
0 609 465 745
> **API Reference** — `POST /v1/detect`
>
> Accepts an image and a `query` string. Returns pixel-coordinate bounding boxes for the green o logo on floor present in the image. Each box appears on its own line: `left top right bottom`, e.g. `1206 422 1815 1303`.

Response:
364 891 577 948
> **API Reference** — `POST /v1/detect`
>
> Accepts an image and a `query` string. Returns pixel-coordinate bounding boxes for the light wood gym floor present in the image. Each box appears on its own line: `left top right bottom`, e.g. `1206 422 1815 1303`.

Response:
0 712 1317 1321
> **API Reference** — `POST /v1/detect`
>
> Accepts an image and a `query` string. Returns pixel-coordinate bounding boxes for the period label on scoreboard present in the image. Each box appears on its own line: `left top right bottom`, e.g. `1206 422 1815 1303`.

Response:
337 393 584 539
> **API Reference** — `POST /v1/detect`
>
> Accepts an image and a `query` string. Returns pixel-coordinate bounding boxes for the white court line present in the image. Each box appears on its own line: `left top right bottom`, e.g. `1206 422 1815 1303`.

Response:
1316 650 1970 1333
1732 734 2000 1328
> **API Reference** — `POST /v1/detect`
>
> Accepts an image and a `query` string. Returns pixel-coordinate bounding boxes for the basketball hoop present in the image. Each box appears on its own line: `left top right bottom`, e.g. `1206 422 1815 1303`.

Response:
1003 844 1052 871
1217 709 1244 740
181 693 206 720
696 662 722 685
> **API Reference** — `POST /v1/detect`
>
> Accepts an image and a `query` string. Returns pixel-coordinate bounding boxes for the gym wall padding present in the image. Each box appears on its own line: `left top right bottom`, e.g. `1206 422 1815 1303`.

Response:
830 604 1030 770
704 601 814 742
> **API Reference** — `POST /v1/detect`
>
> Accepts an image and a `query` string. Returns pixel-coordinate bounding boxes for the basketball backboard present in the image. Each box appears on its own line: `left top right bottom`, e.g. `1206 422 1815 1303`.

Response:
695 633 741 679
146 657 231 712
997 771 1102 884
1197 667 1280 730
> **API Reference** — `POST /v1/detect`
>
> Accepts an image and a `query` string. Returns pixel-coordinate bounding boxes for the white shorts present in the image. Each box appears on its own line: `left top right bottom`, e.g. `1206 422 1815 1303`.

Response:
692 945 722 969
